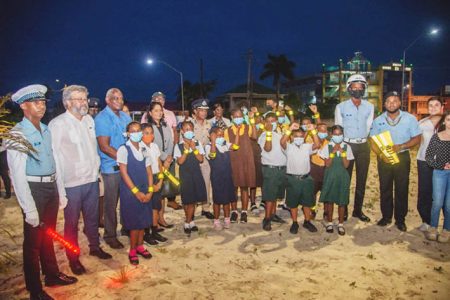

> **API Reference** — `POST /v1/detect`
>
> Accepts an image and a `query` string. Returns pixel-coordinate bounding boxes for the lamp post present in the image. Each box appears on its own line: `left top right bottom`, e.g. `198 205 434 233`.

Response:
401 28 439 110
146 59 185 111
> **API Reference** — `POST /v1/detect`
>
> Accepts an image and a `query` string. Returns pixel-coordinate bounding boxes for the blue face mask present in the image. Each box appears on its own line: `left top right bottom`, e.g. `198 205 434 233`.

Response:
183 131 194 140
278 117 285 124
293 137 304 146
233 117 244 126
129 131 143 143
332 135 344 144
301 125 308 131
272 122 277 131
318 132 328 140
215 137 225 146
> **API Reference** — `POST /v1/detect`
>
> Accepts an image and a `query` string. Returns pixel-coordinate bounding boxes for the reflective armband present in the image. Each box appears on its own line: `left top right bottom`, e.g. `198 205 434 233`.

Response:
193 149 200 155
329 153 335 158
131 186 139 194
255 112 260 117
232 144 240 150
148 186 154 193
310 129 318 135
341 152 347 158
209 152 217 158
284 130 292 136
287 110 294 116
312 113 320 119
249 118 255 125
258 123 265 130
157 172 164 180
183 149 189 155
275 111 280 116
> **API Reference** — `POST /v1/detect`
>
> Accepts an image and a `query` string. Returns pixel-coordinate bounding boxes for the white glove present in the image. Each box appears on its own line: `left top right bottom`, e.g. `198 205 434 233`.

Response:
59 196 68 210
25 210 40 227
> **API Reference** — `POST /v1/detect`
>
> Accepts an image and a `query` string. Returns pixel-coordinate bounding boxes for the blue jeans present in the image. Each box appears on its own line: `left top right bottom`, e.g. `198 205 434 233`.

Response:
64 181 100 261
431 169 450 230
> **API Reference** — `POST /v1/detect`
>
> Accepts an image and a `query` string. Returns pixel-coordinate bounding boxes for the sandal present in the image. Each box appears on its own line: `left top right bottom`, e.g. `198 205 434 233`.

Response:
129 254 139 265
337 224 346 236
326 223 334 233
136 247 152 259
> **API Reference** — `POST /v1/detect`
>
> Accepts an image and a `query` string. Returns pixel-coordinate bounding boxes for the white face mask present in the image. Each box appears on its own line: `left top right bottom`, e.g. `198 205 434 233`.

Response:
293 137 304 146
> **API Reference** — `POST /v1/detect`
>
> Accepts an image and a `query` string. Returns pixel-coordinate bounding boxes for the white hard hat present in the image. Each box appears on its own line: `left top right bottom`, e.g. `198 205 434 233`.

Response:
346 74 367 90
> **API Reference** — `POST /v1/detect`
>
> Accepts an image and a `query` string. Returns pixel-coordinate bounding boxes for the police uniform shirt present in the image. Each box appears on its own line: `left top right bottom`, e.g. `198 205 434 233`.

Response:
192 118 211 147
335 99 374 139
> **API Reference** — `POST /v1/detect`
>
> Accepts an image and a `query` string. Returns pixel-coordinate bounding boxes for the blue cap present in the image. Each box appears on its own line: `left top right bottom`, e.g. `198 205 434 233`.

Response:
11 84 49 104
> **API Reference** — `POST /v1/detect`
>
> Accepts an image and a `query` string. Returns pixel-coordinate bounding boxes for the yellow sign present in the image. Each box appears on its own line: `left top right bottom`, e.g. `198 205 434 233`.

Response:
371 131 400 165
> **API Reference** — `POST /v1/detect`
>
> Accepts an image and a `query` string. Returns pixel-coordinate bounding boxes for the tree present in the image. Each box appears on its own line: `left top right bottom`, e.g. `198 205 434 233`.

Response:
177 79 217 109
260 54 296 100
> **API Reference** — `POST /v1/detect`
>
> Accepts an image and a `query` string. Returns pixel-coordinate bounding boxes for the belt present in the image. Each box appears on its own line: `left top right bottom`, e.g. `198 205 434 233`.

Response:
287 173 310 180
344 138 367 144
27 174 56 183
263 165 286 170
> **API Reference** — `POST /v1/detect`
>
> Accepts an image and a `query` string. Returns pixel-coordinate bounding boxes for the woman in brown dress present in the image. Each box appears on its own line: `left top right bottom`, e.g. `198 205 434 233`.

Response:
224 108 257 223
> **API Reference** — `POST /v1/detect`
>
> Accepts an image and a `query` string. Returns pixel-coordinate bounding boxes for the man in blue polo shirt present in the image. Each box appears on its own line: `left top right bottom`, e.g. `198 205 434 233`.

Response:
95 88 131 249
370 91 421 232
335 74 374 222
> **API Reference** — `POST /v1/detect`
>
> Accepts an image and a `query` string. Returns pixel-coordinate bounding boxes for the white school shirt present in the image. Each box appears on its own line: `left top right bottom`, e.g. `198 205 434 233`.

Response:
258 131 286 166
417 118 435 161
173 139 206 159
117 140 152 167
318 141 354 160
48 111 100 198
285 142 313 175
140 141 161 174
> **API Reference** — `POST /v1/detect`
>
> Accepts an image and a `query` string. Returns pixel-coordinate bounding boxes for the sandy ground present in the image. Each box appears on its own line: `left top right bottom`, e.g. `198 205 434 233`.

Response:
1 150 449 300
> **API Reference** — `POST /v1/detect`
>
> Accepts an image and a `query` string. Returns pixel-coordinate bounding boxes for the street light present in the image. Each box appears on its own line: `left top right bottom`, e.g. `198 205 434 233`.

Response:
146 58 185 111
401 28 439 110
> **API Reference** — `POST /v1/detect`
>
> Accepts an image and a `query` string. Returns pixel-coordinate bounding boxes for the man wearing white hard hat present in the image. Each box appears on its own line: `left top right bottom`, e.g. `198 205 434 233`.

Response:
6 84 77 300
334 74 374 222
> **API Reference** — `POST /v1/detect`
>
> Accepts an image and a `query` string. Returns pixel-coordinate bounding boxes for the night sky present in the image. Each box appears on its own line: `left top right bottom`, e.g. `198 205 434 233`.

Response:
1 0 449 105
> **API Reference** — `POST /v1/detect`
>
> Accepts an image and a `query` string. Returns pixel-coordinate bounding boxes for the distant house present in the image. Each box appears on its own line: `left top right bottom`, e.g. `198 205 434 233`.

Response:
216 83 286 111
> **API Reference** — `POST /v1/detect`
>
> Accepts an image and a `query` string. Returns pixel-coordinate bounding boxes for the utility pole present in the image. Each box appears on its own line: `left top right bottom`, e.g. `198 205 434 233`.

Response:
200 58 204 98
246 49 253 105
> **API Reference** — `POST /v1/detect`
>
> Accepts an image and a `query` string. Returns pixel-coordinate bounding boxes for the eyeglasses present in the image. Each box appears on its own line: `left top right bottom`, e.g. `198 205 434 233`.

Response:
71 98 89 102
110 96 124 102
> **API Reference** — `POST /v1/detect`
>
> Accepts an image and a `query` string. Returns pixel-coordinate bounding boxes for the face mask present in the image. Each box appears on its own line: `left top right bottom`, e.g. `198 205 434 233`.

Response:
293 137 304 146
349 89 365 99
215 137 225 146
278 117 285 124
183 131 194 140
129 132 143 143
271 122 277 131
266 105 273 111
142 135 153 144
233 117 244 126
318 132 328 140
241 107 248 115
332 135 344 144
301 125 308 131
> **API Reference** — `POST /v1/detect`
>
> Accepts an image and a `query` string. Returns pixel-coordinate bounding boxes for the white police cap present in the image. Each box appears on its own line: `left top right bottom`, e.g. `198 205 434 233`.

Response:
11 84 49 104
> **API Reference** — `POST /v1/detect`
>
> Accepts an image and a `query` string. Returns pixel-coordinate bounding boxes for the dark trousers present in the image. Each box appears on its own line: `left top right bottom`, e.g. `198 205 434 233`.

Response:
0 151 11 196
417 160 433 224
377 152 411 223
64 182 100 261
24 181 60 294
101 173 120 242
346 142 371 214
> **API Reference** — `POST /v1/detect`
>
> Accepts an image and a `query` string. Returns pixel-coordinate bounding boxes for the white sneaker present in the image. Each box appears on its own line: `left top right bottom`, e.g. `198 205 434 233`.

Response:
223 217 231 229
418 223 430 232
438 229 449 243
426 227 438 241
213 219 223 230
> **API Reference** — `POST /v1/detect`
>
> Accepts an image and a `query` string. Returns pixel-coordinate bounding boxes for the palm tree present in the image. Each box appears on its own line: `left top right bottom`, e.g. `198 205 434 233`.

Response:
177 80 217 109
260 54 296 100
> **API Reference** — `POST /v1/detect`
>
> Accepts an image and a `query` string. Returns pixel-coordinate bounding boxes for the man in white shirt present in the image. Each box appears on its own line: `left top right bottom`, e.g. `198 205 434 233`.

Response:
49 85 112 276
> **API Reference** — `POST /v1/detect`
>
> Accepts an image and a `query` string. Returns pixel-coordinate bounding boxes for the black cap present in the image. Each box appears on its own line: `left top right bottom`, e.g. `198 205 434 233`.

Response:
384 91 400 101
191 98 209 109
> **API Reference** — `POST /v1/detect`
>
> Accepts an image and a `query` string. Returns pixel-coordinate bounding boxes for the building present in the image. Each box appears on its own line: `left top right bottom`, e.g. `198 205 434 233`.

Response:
216 82 286 111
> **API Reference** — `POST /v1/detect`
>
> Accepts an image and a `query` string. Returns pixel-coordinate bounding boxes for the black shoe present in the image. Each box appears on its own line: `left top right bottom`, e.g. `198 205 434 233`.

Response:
377 218 392 227
240 212 248 223
69 260 86 275
395 222 407 232
262 218 272 231
155 227 165 233
201 211 214 220
290 222 299 234
158 222 175 229
190 225 199 232
120 228 130 237
271 214 286 224
303 221 318 233
352 212 371 222
30 290 54 300
106 239 124 249
44 272 78 287
89 247 112 259
144 234 159 245
152 232 168 242
184 226 191 234
3 193 11 199
230 211 239 223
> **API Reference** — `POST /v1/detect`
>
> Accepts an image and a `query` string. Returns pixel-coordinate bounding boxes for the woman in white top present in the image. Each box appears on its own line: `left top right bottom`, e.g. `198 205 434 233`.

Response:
417 97 443 232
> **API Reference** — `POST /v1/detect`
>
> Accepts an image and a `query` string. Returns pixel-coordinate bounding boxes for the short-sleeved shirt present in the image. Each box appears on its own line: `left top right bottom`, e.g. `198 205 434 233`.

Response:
173 140 205 159
204 143 231 159
335 99 374 139
95 106 132 174
192 118 211 147
417 118 435 161
140 142 160 174
117 141 151 167
318 141 354 160
258 131 286 166
286 143 313 175
370 110 421 146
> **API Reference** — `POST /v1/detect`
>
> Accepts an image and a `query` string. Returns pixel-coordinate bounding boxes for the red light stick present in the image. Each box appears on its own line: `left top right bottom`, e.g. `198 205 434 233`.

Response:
40 223 80 254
